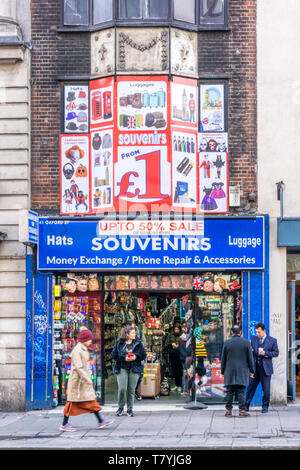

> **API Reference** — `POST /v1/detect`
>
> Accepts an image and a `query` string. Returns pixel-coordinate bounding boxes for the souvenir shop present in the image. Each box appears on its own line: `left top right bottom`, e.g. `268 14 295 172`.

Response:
25 215 269 410
50 270 243 405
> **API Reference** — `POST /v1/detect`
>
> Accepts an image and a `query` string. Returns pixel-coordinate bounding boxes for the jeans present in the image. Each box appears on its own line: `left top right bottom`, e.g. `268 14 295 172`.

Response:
225 385 246 411
117 368 140 410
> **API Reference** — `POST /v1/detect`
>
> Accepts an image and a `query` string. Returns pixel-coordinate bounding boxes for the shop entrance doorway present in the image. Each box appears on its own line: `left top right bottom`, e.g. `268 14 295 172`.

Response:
104 272 242 405
104 289 192 405
287 280 300 401
51 271 242 408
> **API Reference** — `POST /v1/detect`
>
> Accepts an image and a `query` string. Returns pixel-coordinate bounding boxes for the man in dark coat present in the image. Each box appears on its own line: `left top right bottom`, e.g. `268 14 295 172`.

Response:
245 323 279 414
221 325 255 417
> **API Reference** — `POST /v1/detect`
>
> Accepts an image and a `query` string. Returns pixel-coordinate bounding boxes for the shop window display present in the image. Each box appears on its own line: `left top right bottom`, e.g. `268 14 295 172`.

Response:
53 273 103 406
193 273 242 401
52 271 242 406
103 276 194 402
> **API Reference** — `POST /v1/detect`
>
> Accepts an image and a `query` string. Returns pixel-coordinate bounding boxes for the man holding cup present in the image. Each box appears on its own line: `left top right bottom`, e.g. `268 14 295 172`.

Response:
245 323 279 414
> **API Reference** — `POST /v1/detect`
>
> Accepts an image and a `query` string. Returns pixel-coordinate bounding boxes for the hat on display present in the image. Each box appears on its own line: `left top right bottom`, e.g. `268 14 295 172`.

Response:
67 91 76 102
66 111 77 121
78 90 86 99
193 326 203 340
66 122 78 131
77 112 87 122
77 327 95 343
78 124 88 132
78 103 87 110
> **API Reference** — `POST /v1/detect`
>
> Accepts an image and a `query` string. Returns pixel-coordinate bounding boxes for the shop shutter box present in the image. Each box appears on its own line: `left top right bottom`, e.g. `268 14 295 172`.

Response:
211 360 223 384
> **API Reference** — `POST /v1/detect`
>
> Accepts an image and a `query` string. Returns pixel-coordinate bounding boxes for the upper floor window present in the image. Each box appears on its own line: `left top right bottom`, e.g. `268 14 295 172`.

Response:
94 0 113 24
174 0 195 24
64 0 89 25
119 0 168 19
62 0 227 29
200 0 225 26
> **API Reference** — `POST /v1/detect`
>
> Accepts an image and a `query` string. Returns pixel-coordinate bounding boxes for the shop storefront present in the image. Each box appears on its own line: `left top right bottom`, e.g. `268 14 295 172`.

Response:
25 215 268 410
278 220 300 401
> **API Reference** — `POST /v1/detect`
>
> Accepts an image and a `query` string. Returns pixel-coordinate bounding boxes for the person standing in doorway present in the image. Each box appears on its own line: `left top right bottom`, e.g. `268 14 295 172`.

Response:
166 325 183 392
60 327 114 432
245 323 279 413
221 325 255 418
120 320 147 401
112 326 146 417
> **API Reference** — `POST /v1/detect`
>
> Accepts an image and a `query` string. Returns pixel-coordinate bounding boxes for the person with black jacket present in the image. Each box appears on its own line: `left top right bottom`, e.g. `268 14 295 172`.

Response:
112 326 146 417
221 325 255 418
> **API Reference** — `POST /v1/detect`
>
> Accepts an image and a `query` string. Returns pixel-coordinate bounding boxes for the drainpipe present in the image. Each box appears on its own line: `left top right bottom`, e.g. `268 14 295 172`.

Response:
276 181 285 221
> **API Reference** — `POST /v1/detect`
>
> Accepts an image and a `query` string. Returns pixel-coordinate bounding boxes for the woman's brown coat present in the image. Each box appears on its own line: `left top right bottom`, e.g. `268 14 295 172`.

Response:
67 342 96 402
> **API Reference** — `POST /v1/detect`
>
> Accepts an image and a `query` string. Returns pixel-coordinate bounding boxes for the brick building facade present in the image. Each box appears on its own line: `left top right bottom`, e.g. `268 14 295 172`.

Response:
31 0 257 214
19 0 275 412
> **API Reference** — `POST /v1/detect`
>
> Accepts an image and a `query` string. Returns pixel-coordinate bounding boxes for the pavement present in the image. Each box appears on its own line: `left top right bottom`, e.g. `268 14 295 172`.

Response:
1 401 300 451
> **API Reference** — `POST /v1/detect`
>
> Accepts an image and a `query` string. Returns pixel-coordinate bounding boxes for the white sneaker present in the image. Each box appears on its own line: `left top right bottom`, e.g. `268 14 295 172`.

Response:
60 423 76 432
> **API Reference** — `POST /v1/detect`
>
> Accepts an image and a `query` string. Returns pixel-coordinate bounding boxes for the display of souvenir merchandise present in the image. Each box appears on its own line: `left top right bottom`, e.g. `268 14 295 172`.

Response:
211 182 226 199
64 85 89 134
52 270 242 406
90 129 113 211
60 136 90 215
88 274 100 291
201 187 218 211
172 130 197 208
200 85 225 132
52 274 102 406
192 271 242 400
91 88 113 124
118 81 167 131
172 82 197 125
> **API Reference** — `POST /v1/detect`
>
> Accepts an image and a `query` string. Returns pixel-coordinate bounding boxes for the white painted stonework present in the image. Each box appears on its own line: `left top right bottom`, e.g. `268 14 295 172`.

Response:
0 0 30 411
257 0 300 403
171 28 198 78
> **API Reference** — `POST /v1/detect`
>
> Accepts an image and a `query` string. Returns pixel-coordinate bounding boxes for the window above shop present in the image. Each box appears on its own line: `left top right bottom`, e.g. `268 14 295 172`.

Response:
62 0 228 31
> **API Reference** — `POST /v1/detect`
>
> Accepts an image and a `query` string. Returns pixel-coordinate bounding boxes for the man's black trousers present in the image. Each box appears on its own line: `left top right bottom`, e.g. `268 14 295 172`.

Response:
225 385 246 411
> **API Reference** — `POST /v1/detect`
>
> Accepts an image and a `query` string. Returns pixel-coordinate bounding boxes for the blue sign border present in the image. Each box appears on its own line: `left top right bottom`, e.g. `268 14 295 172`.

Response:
37 216 265 271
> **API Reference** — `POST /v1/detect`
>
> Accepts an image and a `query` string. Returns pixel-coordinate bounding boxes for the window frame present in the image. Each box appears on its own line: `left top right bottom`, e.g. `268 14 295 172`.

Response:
59 0 229 32
93 0 115 26
62 0 90 27
199 0 228 31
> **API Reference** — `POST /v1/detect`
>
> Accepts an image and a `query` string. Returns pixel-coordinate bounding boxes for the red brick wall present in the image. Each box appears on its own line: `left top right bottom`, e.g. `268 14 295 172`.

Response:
31 0 90 211
199 0 257 210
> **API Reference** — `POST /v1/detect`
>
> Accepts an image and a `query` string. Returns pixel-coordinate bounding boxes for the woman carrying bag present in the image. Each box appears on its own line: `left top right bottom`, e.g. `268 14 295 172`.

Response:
60 327 114 432
112 326 147 417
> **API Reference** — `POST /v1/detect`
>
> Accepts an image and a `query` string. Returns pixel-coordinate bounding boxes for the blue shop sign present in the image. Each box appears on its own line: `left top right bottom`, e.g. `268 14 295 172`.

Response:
38 217 265 271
